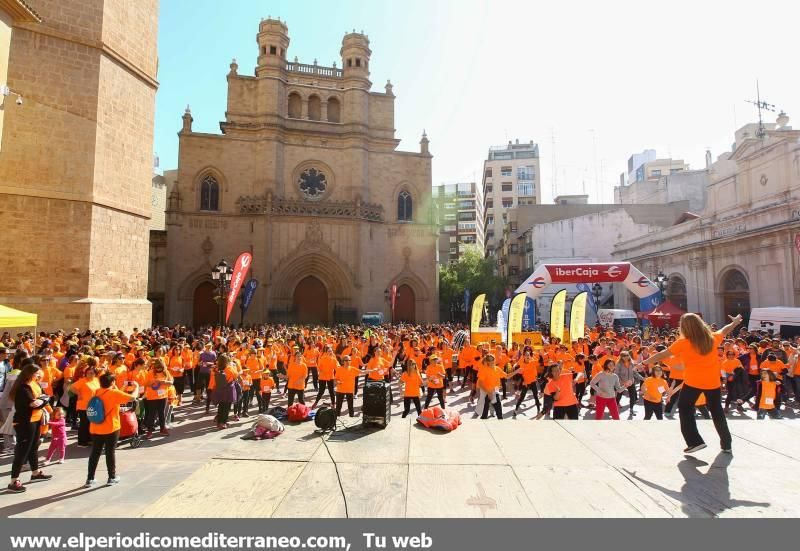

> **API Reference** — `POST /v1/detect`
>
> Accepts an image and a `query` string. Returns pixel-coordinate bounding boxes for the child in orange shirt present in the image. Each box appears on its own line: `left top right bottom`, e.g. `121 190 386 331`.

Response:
259 371 276 413
756 369 781 419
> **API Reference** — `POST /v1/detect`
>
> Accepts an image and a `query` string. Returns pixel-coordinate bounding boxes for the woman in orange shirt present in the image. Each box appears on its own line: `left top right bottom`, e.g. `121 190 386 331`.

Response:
334 355 363 417
285 349 308 406
70 362 100 447
166 344 186 406
85 373 136 487
643 313 742 454
311 345 339 409
7 362 53 494
543 363 579 420
399 359 423 418
142 358 174 438
424 355 447 409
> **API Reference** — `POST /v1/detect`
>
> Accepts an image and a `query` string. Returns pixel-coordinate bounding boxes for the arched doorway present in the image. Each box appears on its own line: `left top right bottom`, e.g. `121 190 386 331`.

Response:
293 276 329 324
394 284 416 322
667 275 688 312
720 269 750 322
193 282 217 328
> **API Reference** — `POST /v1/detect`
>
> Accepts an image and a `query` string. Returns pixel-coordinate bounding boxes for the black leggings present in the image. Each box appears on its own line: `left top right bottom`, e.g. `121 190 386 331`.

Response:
677 385 732 449
313 380 336 406
11 422 41 479
78 410 91 445
335 392 355 417
402 397 422 418
306 367 319 390
260 392 272 412
173 377 185 398
665 381 682 413
217 401 232 424
87 431 119 481
424 387 445 409
287 389 305 406
480 392 503 419
515 382 540 410
250 380 263 409
144 398 167 431
643 400 663 420
553 404 579 420
616 384 638 412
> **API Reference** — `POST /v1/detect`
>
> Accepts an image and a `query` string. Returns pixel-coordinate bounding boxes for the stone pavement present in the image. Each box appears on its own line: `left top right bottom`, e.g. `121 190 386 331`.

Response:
1 394 799 518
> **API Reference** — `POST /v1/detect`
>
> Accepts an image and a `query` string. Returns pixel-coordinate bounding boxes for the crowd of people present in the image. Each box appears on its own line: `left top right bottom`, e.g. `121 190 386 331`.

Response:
2 312 799 495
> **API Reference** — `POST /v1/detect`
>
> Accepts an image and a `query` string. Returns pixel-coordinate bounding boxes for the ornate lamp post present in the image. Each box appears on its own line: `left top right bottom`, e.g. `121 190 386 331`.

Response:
655 271 668 302
591 283 603 314
211 259 233 326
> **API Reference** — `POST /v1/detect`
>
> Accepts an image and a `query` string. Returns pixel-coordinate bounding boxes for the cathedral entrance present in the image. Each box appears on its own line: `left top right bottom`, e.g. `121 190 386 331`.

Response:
395 284 416 323
293 275 329 324
193 281 217 327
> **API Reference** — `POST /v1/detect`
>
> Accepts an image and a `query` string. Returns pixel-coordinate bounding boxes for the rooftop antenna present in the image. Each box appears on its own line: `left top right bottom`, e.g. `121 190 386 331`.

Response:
745 80 775 138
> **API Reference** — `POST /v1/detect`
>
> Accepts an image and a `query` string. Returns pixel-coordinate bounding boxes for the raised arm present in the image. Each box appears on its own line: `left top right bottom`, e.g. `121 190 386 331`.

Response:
719 314 744 337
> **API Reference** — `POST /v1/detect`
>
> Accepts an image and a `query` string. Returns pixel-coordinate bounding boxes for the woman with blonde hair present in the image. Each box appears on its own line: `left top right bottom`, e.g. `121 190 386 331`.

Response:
642 313 742 454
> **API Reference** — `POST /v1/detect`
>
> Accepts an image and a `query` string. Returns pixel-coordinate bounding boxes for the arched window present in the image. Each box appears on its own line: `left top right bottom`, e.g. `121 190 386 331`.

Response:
397 190 412 221
721 269 750 322
327 97 341 123
200 175 219 211
288 92 302 118
308 95 321 121
667 275 688 312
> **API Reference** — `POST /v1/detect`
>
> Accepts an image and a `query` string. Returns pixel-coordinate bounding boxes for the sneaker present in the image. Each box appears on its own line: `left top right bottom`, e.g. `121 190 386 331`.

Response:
76 442 91 448
57 459 64 464
84 479 96 488
107 476 121 486
6 480 25 493
159 429 170 436
721 448 733 454
30 472 53 481
144 431 153 440
241 412 249 418
683 443 707 454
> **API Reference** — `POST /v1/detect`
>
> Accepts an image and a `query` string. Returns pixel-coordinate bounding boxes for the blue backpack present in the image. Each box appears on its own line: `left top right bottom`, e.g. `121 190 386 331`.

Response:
86 395 106 424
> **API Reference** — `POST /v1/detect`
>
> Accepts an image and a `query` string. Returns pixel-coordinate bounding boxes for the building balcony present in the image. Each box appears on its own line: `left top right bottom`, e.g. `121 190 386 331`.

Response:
286 61 343 78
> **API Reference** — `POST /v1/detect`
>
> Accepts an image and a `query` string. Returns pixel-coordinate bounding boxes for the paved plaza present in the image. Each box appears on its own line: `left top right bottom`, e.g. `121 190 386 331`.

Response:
2 392 799 518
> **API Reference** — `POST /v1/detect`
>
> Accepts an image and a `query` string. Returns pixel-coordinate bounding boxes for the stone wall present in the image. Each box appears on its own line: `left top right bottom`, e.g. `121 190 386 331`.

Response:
0 0 159 332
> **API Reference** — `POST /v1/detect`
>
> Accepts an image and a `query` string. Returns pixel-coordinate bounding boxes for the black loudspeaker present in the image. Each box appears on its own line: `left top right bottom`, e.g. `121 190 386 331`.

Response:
362 381 391 428
315 406 336 431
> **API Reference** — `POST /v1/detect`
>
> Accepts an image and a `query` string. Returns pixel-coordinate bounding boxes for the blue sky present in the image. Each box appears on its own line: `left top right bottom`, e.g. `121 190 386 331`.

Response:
155 0 800 203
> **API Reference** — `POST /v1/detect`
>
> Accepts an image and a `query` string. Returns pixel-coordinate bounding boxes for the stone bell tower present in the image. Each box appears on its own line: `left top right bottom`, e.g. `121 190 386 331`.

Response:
0 0 160 331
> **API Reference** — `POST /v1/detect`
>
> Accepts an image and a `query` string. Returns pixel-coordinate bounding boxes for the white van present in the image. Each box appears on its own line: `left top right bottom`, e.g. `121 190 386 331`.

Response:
597 309 638 329
747 307 800 338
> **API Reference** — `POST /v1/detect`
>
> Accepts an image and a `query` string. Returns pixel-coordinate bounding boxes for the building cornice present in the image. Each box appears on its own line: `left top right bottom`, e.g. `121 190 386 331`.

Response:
12 22 159 89
0 0 42 22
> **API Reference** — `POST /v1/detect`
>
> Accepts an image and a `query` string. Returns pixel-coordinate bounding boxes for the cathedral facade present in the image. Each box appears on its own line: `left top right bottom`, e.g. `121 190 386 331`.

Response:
163 19 438 326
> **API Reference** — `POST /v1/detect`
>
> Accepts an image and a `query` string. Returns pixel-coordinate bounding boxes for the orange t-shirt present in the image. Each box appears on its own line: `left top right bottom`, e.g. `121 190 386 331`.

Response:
335 365 360 394
761 360 787 380
544 373 578 407
39 366 62 397
669 332 724 389
286 359 308 391
89 388 135 435
641 376 668 403
721 358 743 378
758 380 778 410
425 362 446 389
318 354 339 381
367 356 388 381
517 359 538 385
260 376 275 393
400 371 423 397
143 372 173 401
662 355 684 380
477 366 506 393
71 377 101 411
167 355 184 378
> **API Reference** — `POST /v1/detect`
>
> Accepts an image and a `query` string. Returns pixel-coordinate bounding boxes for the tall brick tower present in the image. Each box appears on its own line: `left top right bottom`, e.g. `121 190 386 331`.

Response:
0 1 159 331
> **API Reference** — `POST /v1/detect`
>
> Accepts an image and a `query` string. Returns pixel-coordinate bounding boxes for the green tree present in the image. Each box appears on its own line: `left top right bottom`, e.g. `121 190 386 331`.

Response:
439 246 507 322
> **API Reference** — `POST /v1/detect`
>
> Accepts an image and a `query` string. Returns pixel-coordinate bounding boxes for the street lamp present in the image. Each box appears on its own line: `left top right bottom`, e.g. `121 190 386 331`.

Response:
655 271 668 302
211 259 233 326
591 283 603 313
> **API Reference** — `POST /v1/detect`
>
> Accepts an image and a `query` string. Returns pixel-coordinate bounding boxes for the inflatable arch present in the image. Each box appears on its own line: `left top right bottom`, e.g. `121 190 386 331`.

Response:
514 262 660 302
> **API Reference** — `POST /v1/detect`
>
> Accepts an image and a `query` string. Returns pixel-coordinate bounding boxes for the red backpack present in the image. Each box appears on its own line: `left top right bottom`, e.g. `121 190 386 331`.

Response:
287 403 310 422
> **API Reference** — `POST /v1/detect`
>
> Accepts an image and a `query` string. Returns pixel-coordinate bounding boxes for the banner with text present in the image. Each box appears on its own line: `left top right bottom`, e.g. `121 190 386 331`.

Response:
569 291 588 340
550 289 566 340
225 252 252 324
470 294 486 334
507 292 527 346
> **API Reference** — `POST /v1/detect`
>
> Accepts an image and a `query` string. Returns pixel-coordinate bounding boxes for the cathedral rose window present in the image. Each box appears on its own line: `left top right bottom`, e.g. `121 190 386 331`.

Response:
298 168 328 200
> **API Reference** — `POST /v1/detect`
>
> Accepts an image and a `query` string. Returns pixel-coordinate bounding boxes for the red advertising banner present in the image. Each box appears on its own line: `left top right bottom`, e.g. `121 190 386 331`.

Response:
391 284 398 315
545 263 631 283
225 252 252 324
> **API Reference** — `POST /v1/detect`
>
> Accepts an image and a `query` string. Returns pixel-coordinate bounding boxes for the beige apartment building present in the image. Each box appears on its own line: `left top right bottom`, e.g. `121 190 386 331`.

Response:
433 182 484 265
162 18 438 326
482 140 540 259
